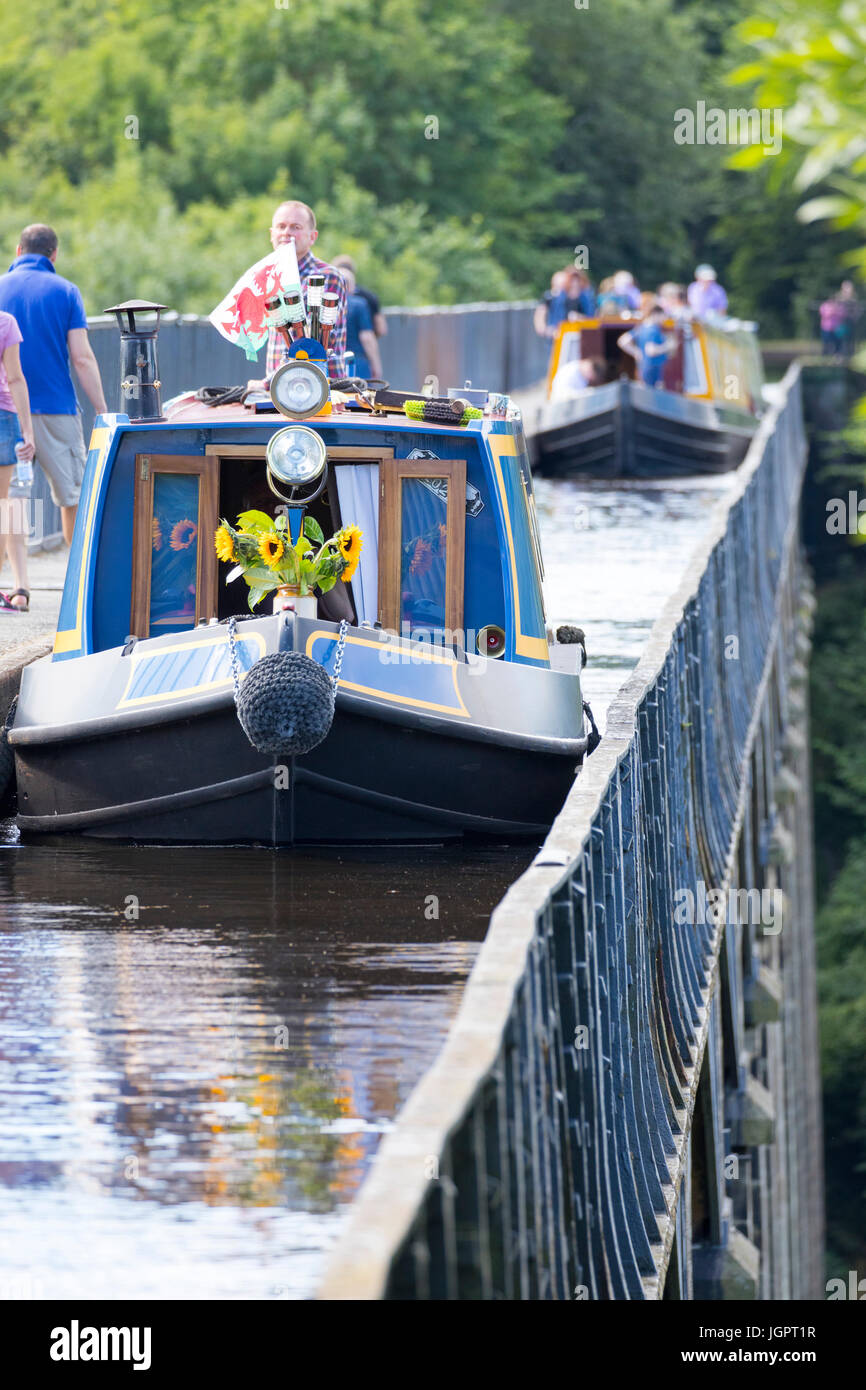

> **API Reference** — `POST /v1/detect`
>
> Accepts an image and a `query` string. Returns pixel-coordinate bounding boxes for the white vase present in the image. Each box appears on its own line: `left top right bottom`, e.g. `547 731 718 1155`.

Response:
273 588 318 619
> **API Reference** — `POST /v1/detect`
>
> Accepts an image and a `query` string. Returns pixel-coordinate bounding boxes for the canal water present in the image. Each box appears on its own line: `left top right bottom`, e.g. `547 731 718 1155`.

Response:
0 473 732 1299
538 473 734 729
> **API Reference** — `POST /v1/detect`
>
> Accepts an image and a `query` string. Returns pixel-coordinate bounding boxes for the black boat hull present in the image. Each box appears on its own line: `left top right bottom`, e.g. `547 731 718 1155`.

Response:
528 380 756 478
13 700 586 844
11 616 589 845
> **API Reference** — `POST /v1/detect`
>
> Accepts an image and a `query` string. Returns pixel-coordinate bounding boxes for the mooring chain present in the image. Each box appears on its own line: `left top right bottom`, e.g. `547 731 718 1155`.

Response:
226 616 243 707
227 614 348 697
332 618 349 689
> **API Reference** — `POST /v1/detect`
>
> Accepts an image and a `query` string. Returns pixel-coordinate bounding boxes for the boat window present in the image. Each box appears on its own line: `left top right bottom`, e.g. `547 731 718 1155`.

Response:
332 463 380 624
208 442 393 624
521 474 545 583
683 331 709 396
559 328 582 367
211 446 339 621
327 446 395 624
131 454 218 638
379 458 465 639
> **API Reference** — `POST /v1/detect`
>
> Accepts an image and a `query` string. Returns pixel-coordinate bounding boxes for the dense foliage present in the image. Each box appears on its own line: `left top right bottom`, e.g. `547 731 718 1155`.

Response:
806 530 866 1274
737 0 866 1273
0 0 855 327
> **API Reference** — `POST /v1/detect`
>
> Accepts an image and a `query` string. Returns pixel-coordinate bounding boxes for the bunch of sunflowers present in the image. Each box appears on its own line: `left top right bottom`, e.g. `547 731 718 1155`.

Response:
214 510 362 611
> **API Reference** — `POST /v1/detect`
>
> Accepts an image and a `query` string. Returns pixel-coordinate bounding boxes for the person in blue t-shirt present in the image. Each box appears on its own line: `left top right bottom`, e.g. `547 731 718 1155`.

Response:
534 269 569 338
0 224 107 543
548 269 597 328
341 267 382 381
617 304 677 389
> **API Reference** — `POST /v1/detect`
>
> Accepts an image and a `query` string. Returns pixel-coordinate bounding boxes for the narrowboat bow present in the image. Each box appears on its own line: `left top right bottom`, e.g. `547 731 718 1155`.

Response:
528 314 766 477
8 307 597 845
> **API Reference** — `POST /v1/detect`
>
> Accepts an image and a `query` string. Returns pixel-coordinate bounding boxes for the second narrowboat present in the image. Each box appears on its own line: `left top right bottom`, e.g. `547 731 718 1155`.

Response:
527 313 766 478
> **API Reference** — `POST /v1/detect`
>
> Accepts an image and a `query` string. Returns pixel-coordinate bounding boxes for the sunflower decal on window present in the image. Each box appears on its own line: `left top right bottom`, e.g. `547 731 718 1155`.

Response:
170 519 198 551
410 538 433 576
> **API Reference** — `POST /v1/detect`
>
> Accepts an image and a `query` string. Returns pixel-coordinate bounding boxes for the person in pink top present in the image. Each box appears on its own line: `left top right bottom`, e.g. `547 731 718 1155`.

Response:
0 310 35 611
819 295 847 356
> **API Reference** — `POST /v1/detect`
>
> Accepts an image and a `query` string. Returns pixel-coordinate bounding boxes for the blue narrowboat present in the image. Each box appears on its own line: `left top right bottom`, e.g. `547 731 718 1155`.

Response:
7 305 596 845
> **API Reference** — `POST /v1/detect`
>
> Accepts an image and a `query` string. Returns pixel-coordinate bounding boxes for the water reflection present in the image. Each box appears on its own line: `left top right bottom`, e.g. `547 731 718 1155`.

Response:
0 841 526 1299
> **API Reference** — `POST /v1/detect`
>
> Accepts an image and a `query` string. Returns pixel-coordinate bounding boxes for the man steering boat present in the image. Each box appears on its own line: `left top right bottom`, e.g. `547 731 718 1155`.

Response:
246 200 348 392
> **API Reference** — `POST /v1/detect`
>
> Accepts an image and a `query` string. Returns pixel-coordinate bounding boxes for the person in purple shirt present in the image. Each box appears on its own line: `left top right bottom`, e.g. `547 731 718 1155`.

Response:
0 224 107 544
687 264 728 318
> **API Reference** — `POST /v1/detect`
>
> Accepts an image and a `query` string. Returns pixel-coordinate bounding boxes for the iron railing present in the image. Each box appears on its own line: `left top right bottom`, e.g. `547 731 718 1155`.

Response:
317 364 823 1300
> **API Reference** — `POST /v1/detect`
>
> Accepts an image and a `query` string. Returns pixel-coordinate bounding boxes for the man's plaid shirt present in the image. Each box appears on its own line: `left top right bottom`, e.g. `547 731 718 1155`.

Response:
265 250 347 381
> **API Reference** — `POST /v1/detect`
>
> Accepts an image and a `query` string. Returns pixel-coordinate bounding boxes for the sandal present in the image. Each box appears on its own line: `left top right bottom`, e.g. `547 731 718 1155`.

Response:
0 593 22 613
8 589 29 612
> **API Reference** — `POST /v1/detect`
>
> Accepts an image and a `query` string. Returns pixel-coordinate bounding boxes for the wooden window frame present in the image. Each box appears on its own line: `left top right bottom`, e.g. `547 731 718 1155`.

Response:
203 444 395 522
130 443 404 636
205 441 395 616
131 453 219 638
378 457 466 635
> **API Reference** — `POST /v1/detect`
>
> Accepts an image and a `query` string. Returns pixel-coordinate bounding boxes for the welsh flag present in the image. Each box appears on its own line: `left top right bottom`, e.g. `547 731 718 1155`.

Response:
209 241 302 361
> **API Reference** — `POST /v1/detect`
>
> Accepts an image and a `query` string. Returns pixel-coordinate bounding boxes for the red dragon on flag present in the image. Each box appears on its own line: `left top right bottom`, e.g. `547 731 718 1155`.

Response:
209 242 302 361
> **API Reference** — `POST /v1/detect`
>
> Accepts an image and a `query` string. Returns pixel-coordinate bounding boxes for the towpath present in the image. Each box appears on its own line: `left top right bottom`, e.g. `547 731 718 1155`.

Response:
0 546 67 710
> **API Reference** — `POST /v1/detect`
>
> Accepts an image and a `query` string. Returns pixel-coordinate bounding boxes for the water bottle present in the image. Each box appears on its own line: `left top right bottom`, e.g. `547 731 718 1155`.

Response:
14 443 33 488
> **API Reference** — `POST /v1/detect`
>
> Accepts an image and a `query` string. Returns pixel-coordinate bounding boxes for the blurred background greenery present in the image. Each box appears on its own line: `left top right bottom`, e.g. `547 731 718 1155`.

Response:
0 0 861 331
732 0 866 1276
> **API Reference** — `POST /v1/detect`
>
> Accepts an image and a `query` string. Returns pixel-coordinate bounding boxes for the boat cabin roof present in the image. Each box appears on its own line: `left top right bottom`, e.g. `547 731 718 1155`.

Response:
163 399 486 431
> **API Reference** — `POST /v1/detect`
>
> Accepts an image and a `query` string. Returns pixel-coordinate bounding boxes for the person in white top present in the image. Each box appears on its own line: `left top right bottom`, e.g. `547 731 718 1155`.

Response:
550 356 605 400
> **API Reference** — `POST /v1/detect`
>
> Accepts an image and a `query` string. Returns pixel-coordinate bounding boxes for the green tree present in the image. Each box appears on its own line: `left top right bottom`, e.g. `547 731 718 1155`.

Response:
0 0 570 311
727 3 866 273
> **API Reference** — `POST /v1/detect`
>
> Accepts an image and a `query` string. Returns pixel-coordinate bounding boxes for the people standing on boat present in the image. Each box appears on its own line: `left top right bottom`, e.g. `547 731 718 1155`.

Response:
657 282 691 321
0 224 107 546
550 269 597 324
597 271 641 316
614 272 641 311
342 267 383 382
596 276 617 315
332 255 387 340
550 355 606 399
687 264 728 318
246 200 347 392
534 269 570 338
0 309 35 613
617 304 677 388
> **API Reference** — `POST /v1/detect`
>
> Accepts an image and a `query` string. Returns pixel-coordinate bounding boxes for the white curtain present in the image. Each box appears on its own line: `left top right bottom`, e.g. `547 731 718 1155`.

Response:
334 464 379 622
